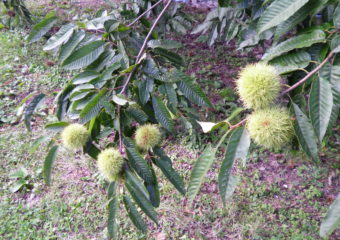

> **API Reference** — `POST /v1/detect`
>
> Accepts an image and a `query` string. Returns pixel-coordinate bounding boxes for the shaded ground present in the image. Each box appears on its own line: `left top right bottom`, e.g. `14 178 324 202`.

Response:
0 3 339 240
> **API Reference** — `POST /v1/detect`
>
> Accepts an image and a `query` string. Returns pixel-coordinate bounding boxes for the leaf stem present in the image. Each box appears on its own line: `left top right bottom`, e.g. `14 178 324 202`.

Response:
215 129 232 150
120 0 173 94
118 106 123 154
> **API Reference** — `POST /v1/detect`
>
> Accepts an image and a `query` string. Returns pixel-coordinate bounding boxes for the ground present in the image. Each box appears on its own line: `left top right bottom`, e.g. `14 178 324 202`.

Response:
0 2 339 240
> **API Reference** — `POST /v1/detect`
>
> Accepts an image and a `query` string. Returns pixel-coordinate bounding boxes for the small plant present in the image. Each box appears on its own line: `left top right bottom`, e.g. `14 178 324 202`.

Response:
8 167 32 193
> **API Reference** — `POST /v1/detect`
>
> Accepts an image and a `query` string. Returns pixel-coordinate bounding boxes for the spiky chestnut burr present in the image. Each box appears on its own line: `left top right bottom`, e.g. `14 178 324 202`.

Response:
247 108 294 150
61 123 89 150
135 124 162 150
97 148 125 182
236 62 281 110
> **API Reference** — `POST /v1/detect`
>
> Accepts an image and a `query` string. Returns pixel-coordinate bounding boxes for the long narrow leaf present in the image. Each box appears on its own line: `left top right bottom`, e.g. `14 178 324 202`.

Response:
292 103 319 163
125 179 158 224
263 30 326 61
152 96 174 132
59 30 85 63
43 23 75 51
154 156 186 195
187 145 216 205
309 64 333 142
79 88 108 124
28 14 57 43
257 0 309 34
125 146 153 184
123 195 147 233
175 71 212 107
43 145 59 186
320 194 340 237
62 41 106 70
218 127 250 204
24 94 46 131
107 181 118 239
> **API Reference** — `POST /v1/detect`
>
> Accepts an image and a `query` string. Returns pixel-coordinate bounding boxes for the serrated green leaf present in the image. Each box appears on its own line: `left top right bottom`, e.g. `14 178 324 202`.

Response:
28 14 58 43
152 47 184 68
327 54 340 134
123 195 147 233
164 83 178 109
56 84 75 121
320 193 340 237
72 71 100 85
309 64 333 142
218 127 250 204
59 30 85 63
175 71 212 107
29 136 49 154
138 80 150 105
263 30 326 61
257 0 309 34
79 88 108 124
126 146 153 184
187 145 216 205
292 103 319 163
152 96 174 132
334 4 340 29
86 49 118 72
152 146 172 166
191 21 213 35
146 167 160 208
223 175 239 200
62 41 106 70
125 167 149 200
43 23 75 51
154 155 186 195
331 35 340 53
274 0 328 41
24 94 46 131
93 63 120 89
45 121 69 132
44 145 59 186
126 107 148 124
125 177 158 224
208 24 218 47
107 181 118 239
270 51 311 74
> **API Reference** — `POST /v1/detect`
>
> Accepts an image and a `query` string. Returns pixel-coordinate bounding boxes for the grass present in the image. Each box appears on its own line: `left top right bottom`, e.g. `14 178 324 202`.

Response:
0 10 339 239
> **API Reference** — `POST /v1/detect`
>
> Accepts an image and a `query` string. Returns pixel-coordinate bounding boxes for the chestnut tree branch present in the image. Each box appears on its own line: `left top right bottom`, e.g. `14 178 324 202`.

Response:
127 0 164 27
280 51 334 96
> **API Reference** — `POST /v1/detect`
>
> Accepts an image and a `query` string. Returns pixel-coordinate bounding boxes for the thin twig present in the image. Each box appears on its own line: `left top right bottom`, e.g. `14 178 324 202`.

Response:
118 106 123 154
230 118 247 129
127 0 164 27
280 51 334 96
120 0 173 94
